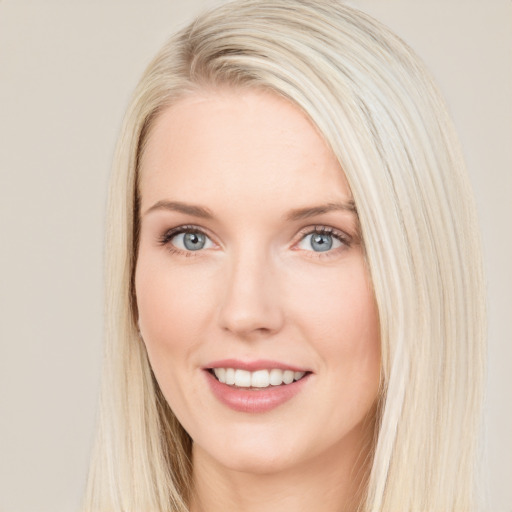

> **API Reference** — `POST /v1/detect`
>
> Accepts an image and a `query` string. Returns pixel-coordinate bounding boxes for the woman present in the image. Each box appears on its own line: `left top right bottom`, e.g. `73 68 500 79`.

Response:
84 1 486 510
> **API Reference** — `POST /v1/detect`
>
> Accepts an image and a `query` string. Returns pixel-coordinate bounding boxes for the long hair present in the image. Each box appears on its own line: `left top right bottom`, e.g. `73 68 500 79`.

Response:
84 1 486 510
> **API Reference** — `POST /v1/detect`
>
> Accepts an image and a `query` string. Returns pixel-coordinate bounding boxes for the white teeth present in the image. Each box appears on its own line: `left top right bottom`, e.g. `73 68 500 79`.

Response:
234 369 251 387
294 371 305 381
216 367 226 383
283 370 294 384
251 370 270 388
212 368 307 388
269 368 283 386
225 368 235 385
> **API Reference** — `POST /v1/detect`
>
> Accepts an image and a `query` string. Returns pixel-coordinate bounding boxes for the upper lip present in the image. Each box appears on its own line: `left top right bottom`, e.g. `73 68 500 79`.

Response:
204 359 311 373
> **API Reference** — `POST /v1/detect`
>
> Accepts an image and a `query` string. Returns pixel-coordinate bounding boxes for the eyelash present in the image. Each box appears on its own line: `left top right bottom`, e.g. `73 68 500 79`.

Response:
158 225 208 258
157 224 352 258
296 226 352 258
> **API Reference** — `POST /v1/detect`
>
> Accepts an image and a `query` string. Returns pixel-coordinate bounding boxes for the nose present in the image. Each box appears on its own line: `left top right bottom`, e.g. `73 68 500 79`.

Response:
217 246 284 338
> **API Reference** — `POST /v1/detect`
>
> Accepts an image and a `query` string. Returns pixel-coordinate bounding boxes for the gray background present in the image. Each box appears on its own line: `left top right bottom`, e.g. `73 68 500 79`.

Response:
0 1 510 511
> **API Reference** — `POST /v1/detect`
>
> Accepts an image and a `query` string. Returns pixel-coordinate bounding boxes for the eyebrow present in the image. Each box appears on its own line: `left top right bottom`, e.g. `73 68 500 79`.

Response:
143 200 214 218
143 199 357 220
284 201 357 221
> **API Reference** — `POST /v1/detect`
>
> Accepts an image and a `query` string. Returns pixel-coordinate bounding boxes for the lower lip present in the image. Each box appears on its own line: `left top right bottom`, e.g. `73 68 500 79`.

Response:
204 370 310 413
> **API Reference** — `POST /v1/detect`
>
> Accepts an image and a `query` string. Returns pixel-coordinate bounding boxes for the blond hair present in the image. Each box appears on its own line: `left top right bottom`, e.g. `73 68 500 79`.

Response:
84 1 486 510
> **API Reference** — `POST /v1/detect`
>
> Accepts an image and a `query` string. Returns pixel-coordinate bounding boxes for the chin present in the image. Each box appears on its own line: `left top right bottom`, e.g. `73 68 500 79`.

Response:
195 433 301 475
216 450 297 476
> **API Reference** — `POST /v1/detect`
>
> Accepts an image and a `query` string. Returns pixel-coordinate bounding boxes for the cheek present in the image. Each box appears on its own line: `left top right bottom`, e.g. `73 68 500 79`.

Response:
290 261 381 390
291 260 379 343
134 254 213 370
134 256 218 426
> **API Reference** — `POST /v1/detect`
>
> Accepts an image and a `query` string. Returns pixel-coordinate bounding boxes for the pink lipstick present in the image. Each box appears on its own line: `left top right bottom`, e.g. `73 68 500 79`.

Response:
203 359 311 413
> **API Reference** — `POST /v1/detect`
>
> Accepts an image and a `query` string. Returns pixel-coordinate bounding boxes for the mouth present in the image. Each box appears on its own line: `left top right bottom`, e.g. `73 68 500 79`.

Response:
207 367 310 389
204 361 312 413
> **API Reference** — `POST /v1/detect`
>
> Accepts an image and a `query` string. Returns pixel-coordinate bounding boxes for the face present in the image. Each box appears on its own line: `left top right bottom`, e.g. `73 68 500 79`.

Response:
135 88 380 476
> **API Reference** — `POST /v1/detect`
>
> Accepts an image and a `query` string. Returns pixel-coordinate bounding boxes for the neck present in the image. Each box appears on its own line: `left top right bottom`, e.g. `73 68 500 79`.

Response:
189 417 374 512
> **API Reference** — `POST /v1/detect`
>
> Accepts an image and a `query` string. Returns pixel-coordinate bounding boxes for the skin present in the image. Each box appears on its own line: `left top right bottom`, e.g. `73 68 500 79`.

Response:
135 88 381 512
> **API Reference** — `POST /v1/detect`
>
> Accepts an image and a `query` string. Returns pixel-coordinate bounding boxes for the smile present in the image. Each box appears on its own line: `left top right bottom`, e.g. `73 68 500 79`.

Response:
204 359 312 413
211 368 307 388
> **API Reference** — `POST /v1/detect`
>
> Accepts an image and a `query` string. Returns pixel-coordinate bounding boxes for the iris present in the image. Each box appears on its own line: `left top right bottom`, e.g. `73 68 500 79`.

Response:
310 233 333 252
183 232 206 250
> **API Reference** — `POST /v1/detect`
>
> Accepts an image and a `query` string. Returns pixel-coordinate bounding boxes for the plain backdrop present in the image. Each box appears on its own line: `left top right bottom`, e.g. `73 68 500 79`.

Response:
0 1 510 511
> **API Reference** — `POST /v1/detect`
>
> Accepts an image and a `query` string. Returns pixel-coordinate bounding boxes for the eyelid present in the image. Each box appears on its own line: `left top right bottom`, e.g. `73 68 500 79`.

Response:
156 223 353 257
294 225 352 246
158 224 218 254
291 225 353 259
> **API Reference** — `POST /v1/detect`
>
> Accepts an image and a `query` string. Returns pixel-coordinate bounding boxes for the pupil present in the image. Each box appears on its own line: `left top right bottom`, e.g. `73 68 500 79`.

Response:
311 233 332 252
184 232 205 250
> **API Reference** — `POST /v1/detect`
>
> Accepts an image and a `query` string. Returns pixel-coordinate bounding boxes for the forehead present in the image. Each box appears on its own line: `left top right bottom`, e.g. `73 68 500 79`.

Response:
139 88 351 213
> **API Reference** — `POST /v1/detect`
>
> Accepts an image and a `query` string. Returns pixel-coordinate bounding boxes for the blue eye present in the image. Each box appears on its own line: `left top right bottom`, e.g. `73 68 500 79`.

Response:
169 230 214 251
297 229 345 252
